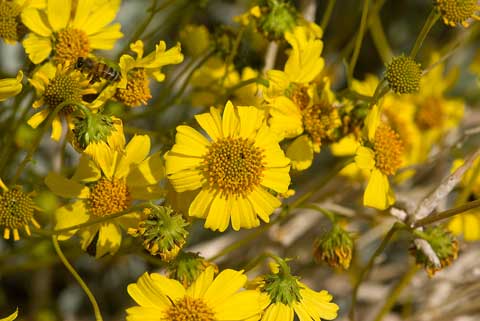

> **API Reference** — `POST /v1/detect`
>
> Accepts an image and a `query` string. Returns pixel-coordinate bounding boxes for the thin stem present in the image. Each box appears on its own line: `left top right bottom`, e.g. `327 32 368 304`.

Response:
410 9 440 58
320 0 336 31
348 0 370 87
349 223 402 321
52 236 103 321
304 204 337 223
369 12 392 63
372 265 418 321
413 199 480 228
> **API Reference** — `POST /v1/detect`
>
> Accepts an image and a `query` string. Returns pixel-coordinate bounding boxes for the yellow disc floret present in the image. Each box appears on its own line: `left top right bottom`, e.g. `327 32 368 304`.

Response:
202 137 265 197
434 0 480 27
44 73 83 114
386 55 422 94
54 28 90 64
302 102 341 146
0 1 23 43
115 69 152 107
415 97 445 130
88 178 131 217
373 124 404 176
164 296 215 321
0 186 39 240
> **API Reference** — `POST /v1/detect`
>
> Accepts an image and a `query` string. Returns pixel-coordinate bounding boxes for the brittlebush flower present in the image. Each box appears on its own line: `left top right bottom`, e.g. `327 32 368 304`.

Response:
0 0 44 44
21 0 123 64
165 101 291 232
434 0 480 28
0 71 23 101
116 40 184 107
27 62 95 141
45 135 165 258
126 266 269 321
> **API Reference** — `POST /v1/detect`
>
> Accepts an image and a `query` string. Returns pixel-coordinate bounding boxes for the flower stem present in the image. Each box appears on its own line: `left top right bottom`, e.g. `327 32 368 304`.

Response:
52 236 103 321
320 0 336 31
369 12 392 64
349 222 403 321
413 199 480 228
409 9 440 58
348 0 370 87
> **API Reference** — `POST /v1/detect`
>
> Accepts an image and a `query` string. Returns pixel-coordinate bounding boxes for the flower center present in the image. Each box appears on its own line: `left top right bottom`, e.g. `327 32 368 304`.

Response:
373 124 404 176
301 103 341 146
202 137 265 197
290 85 310 109
0 187 35 230
54 28 90 64
164 296 215 321
415 97 444 130
44 74 83 114
88 178 131 217
0 1 24 42
115 69 152 107
435 0 480 27
386 55 422 94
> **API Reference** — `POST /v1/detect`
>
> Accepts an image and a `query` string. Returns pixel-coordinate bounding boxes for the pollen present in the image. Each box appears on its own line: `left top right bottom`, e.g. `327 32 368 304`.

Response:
54 28 90 64
164 296 215 321
115 69 152 107
0 186 39 240
88 178 131 217
373 124 404 176
415 97 445 130
202 137 265 197
386 55 422 94
301 103 341 146
290 85 310 109
434 0 480 27
44 74 83 114
0 1 24 43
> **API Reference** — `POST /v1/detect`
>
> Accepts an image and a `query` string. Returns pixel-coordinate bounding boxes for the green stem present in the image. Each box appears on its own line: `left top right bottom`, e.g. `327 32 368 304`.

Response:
413 199 480 228
369 12 392 64
348 0 370 87
349 223 402 321
409 9 440 58
372 265 418 321
52 236 103 321
320 0 336 31
304 204 337 223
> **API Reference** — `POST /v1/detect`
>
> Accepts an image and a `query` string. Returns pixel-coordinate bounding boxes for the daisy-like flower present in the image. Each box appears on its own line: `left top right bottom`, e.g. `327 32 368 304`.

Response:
0 71 23 101
0 178 41 241
126 266 269 321
434 0 480 28
27 62 96 141
165 101 291 232
354 104 404 210
256 260 339 321
116 39 184 107
21 0 123 64
0 0 44 44
45 135 165 258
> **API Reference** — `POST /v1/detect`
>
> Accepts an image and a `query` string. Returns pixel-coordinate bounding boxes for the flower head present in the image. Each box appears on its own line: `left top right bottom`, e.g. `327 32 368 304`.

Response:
27 62 96 141
167 251 216 287
165 101 291 232
0 71 23 101
0 179 40 241
313 224 354 270
126 266 269 321
0 0 44 44
45 135 165 258
434 0 480 27
386 55 422 94
21 0 123 64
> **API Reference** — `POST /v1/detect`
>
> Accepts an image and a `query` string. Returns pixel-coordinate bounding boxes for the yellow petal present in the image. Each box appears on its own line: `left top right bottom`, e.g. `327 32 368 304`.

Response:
195 107 223 140
71 0 95 29
164 152 203 175
365 104 381 142
167 169 204 192
126 307 166 321
330 135 359 156
204 269 246 305
150 274 186 301
262 303 294 321
21 8 51 37
247 187 281 223
0 72 23 101
170 125 209 157
115 135 150 179
449 212 480 241
189 188 215 219
204 194 231 232
0 308 18 321
216 291 270 320
268 96 303 139
27 109 49 128
81 0 121 35
23 33 52 64
237 105 264 138
355 146 375 170
232 196 258 229
47 0 71 31
54 201 90 240
45 172 90 199
88 23 123 50
364 169 394 210
127 272 171 308
95 222 122 257
50 115 62 141
261 167 291 193
72 155 101 182
127 153 164 187
286 135 314 171
222 101 239 137
187 266 215 299
129 184 165 200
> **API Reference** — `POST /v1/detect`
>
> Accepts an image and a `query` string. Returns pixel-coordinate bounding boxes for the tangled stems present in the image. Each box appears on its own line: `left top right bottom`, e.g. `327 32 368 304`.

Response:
320 0 337 31
52 236 103 321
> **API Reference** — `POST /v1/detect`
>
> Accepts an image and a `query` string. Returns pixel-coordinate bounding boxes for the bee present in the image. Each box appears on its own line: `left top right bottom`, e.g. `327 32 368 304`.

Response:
74 56 121 84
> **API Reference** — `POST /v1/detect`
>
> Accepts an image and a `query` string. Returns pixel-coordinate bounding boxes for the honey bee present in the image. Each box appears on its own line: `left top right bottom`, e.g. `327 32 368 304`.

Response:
74 56 121 84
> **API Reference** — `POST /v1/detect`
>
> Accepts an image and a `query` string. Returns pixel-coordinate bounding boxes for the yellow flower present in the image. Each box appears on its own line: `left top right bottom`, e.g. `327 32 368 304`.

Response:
179 24 211 58
0 308 18 321
45 135 165 258
0 0 44 44
126 266 269 321
21 0 123 64
355 105 404 210
116 40 184 107
27 62 95 141
165 101 291 232
0 179 41 241
434 0 480 28
0 71 23 101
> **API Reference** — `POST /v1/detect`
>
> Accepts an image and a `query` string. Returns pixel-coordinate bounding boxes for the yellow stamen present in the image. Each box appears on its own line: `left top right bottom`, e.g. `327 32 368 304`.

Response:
0 186 37 240
301 102 341 147
88 178 131 217
54 28 90 64
373 124 404 176
202 137 265 197
164 296 215 321
435 0 480 27
115 69 152 107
